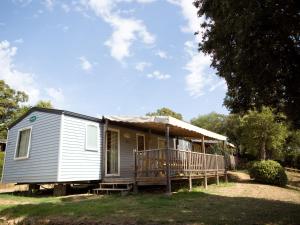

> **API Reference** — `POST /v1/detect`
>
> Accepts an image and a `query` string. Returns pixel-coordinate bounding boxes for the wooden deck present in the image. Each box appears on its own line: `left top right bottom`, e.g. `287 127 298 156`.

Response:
135 149 226 186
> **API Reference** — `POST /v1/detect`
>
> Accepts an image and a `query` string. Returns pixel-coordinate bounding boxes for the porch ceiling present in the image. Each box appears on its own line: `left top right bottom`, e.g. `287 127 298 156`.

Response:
103 116 227 141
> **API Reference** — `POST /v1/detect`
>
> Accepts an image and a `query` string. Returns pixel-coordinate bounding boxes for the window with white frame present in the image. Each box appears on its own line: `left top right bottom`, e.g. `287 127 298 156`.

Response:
15 127 32 159
86 124 98 151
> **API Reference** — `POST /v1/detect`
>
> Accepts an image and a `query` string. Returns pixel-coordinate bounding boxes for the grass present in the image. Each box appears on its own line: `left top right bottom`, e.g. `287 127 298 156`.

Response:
0 181 299 225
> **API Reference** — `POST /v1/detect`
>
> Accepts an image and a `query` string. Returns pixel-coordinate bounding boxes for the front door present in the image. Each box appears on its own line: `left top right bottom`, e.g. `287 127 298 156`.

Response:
106 129 120 176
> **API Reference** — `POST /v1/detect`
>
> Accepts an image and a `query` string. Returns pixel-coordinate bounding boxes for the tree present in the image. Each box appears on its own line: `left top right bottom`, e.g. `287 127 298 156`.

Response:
146 107 183 120
0 80 28 139
35 100 53 109
194 0 300 128
224 114 243 155
191 112 226 134
240 107 288 160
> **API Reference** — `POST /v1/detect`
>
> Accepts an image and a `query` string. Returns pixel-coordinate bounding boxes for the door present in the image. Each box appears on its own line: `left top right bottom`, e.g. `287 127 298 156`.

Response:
136 134 145 151
106 129 120 176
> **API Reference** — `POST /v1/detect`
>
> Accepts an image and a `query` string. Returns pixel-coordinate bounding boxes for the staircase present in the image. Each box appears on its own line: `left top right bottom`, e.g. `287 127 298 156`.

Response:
93 178 134 195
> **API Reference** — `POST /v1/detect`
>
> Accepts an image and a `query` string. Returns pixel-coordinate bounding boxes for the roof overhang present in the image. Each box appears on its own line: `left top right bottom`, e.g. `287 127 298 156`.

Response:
103 115 227 141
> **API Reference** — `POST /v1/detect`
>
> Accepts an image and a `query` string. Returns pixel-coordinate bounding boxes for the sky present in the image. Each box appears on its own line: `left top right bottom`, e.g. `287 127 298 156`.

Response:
0 0 228 121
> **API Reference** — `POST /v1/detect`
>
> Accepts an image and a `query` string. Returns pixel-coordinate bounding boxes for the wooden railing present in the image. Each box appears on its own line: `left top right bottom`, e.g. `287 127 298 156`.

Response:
135 148 225 178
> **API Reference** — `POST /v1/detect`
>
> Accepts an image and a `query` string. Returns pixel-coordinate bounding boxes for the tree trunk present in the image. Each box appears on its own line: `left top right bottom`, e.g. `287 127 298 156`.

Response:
260 140 266 160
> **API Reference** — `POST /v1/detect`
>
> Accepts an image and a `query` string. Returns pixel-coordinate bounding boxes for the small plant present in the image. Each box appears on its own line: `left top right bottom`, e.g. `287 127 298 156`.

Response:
249 160 288 186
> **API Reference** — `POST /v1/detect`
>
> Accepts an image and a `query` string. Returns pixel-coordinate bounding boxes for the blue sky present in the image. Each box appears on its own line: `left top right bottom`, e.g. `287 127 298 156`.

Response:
0 0 228 121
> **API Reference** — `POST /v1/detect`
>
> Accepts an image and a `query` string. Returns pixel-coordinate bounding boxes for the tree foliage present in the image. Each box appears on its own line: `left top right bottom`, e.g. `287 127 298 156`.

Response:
191 112 226 134
146 107 183 120
194 0 300 128
240 107 288 160
0 80 53 139
0 80 28 139
35 100 53 109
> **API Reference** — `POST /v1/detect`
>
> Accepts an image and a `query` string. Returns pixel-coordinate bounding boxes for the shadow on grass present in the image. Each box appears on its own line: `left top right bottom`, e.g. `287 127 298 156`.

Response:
0 191 299 225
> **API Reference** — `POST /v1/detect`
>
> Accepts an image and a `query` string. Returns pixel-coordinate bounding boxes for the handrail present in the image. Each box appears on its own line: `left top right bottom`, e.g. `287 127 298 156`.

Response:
135 148 226 178
136 148 223 156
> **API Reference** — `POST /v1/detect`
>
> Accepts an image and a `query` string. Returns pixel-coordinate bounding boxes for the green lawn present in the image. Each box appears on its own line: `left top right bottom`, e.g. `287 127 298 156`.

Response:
0 183 299 225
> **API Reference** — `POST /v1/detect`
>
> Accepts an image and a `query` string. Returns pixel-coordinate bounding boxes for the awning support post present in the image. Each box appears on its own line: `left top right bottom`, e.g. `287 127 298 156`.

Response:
202 135 207 189
215 153 219 185
165 125 172 195
223 140 228 183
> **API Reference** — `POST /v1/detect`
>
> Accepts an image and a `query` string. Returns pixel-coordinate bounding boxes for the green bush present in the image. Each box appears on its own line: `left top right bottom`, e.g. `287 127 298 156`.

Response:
249 160 288 186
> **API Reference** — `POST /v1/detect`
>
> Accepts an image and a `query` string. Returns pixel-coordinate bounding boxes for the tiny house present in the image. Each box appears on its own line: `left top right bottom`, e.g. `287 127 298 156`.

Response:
2 107 229 193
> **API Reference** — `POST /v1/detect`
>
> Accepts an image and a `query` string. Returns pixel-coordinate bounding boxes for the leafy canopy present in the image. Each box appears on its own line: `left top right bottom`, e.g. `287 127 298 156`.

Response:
241 107 288 160
194 0 300 128
146 107 183 120
0 80 28 139
0 80 53 139
191 112 226 135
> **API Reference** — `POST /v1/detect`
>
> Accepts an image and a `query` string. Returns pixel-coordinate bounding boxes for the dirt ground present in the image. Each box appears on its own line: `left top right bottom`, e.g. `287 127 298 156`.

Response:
225 171 300 204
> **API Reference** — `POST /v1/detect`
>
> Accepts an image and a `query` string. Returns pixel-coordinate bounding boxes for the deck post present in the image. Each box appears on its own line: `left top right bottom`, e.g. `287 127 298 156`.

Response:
215 154 219 185
133 148 138 193
188 151 192 191
202 135 207 189
223 140 228 183
165 125 172 195
189 175 192 191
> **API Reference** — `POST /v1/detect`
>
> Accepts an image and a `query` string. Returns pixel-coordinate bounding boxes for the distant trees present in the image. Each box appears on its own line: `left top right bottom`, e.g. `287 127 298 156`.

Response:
146 107 183 120
191 112 226 135
192 107 290 161
0 80 53 139
0 80 28 139
194 0 300 128
240 107 288 160
35 100 53 109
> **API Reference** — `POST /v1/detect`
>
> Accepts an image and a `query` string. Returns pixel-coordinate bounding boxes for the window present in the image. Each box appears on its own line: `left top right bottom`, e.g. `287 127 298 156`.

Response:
86 124 98 151
15 127 32 159
136 134 145 151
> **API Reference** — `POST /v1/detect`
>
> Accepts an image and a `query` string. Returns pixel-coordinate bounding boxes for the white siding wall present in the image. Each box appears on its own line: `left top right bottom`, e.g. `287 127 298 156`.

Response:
2 111 61 183
58 115 101 182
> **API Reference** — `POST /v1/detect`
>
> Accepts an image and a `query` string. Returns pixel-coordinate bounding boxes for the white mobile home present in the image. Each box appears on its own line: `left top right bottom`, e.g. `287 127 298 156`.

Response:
2 107 229 193
2 108 101 184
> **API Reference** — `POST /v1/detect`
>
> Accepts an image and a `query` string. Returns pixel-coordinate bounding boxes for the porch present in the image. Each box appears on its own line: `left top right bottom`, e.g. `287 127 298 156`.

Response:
135 148 226 187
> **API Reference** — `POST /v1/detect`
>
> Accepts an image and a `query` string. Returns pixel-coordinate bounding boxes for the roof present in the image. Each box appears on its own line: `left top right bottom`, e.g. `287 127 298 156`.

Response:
8 107 101 129
104 116 227 141
192 139 235 148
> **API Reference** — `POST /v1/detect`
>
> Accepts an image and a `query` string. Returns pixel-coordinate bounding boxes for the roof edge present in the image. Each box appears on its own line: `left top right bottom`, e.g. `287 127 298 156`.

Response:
8 107 102 129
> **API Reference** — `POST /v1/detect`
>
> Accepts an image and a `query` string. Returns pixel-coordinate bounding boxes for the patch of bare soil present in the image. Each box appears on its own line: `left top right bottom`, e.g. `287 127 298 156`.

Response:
227 171 251 182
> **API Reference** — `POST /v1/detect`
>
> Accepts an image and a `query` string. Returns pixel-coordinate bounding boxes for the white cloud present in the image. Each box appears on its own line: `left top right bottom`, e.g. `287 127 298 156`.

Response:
167 0 201 35
83 0 155 62
62 26 69 32
155 50 169 59
0 40 66 106
209 80 226 92
168 1 226 97
147 70 171 80
61 3 70 13
135 61 151 71
79 56 93 72
14 38 24 44
136 0 156 3
12 0 32 7
44 0 55 10
0 40 40 103
45 87 64 105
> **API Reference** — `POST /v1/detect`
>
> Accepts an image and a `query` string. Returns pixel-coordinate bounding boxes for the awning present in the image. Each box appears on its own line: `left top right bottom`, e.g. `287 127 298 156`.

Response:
103 115 227 141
